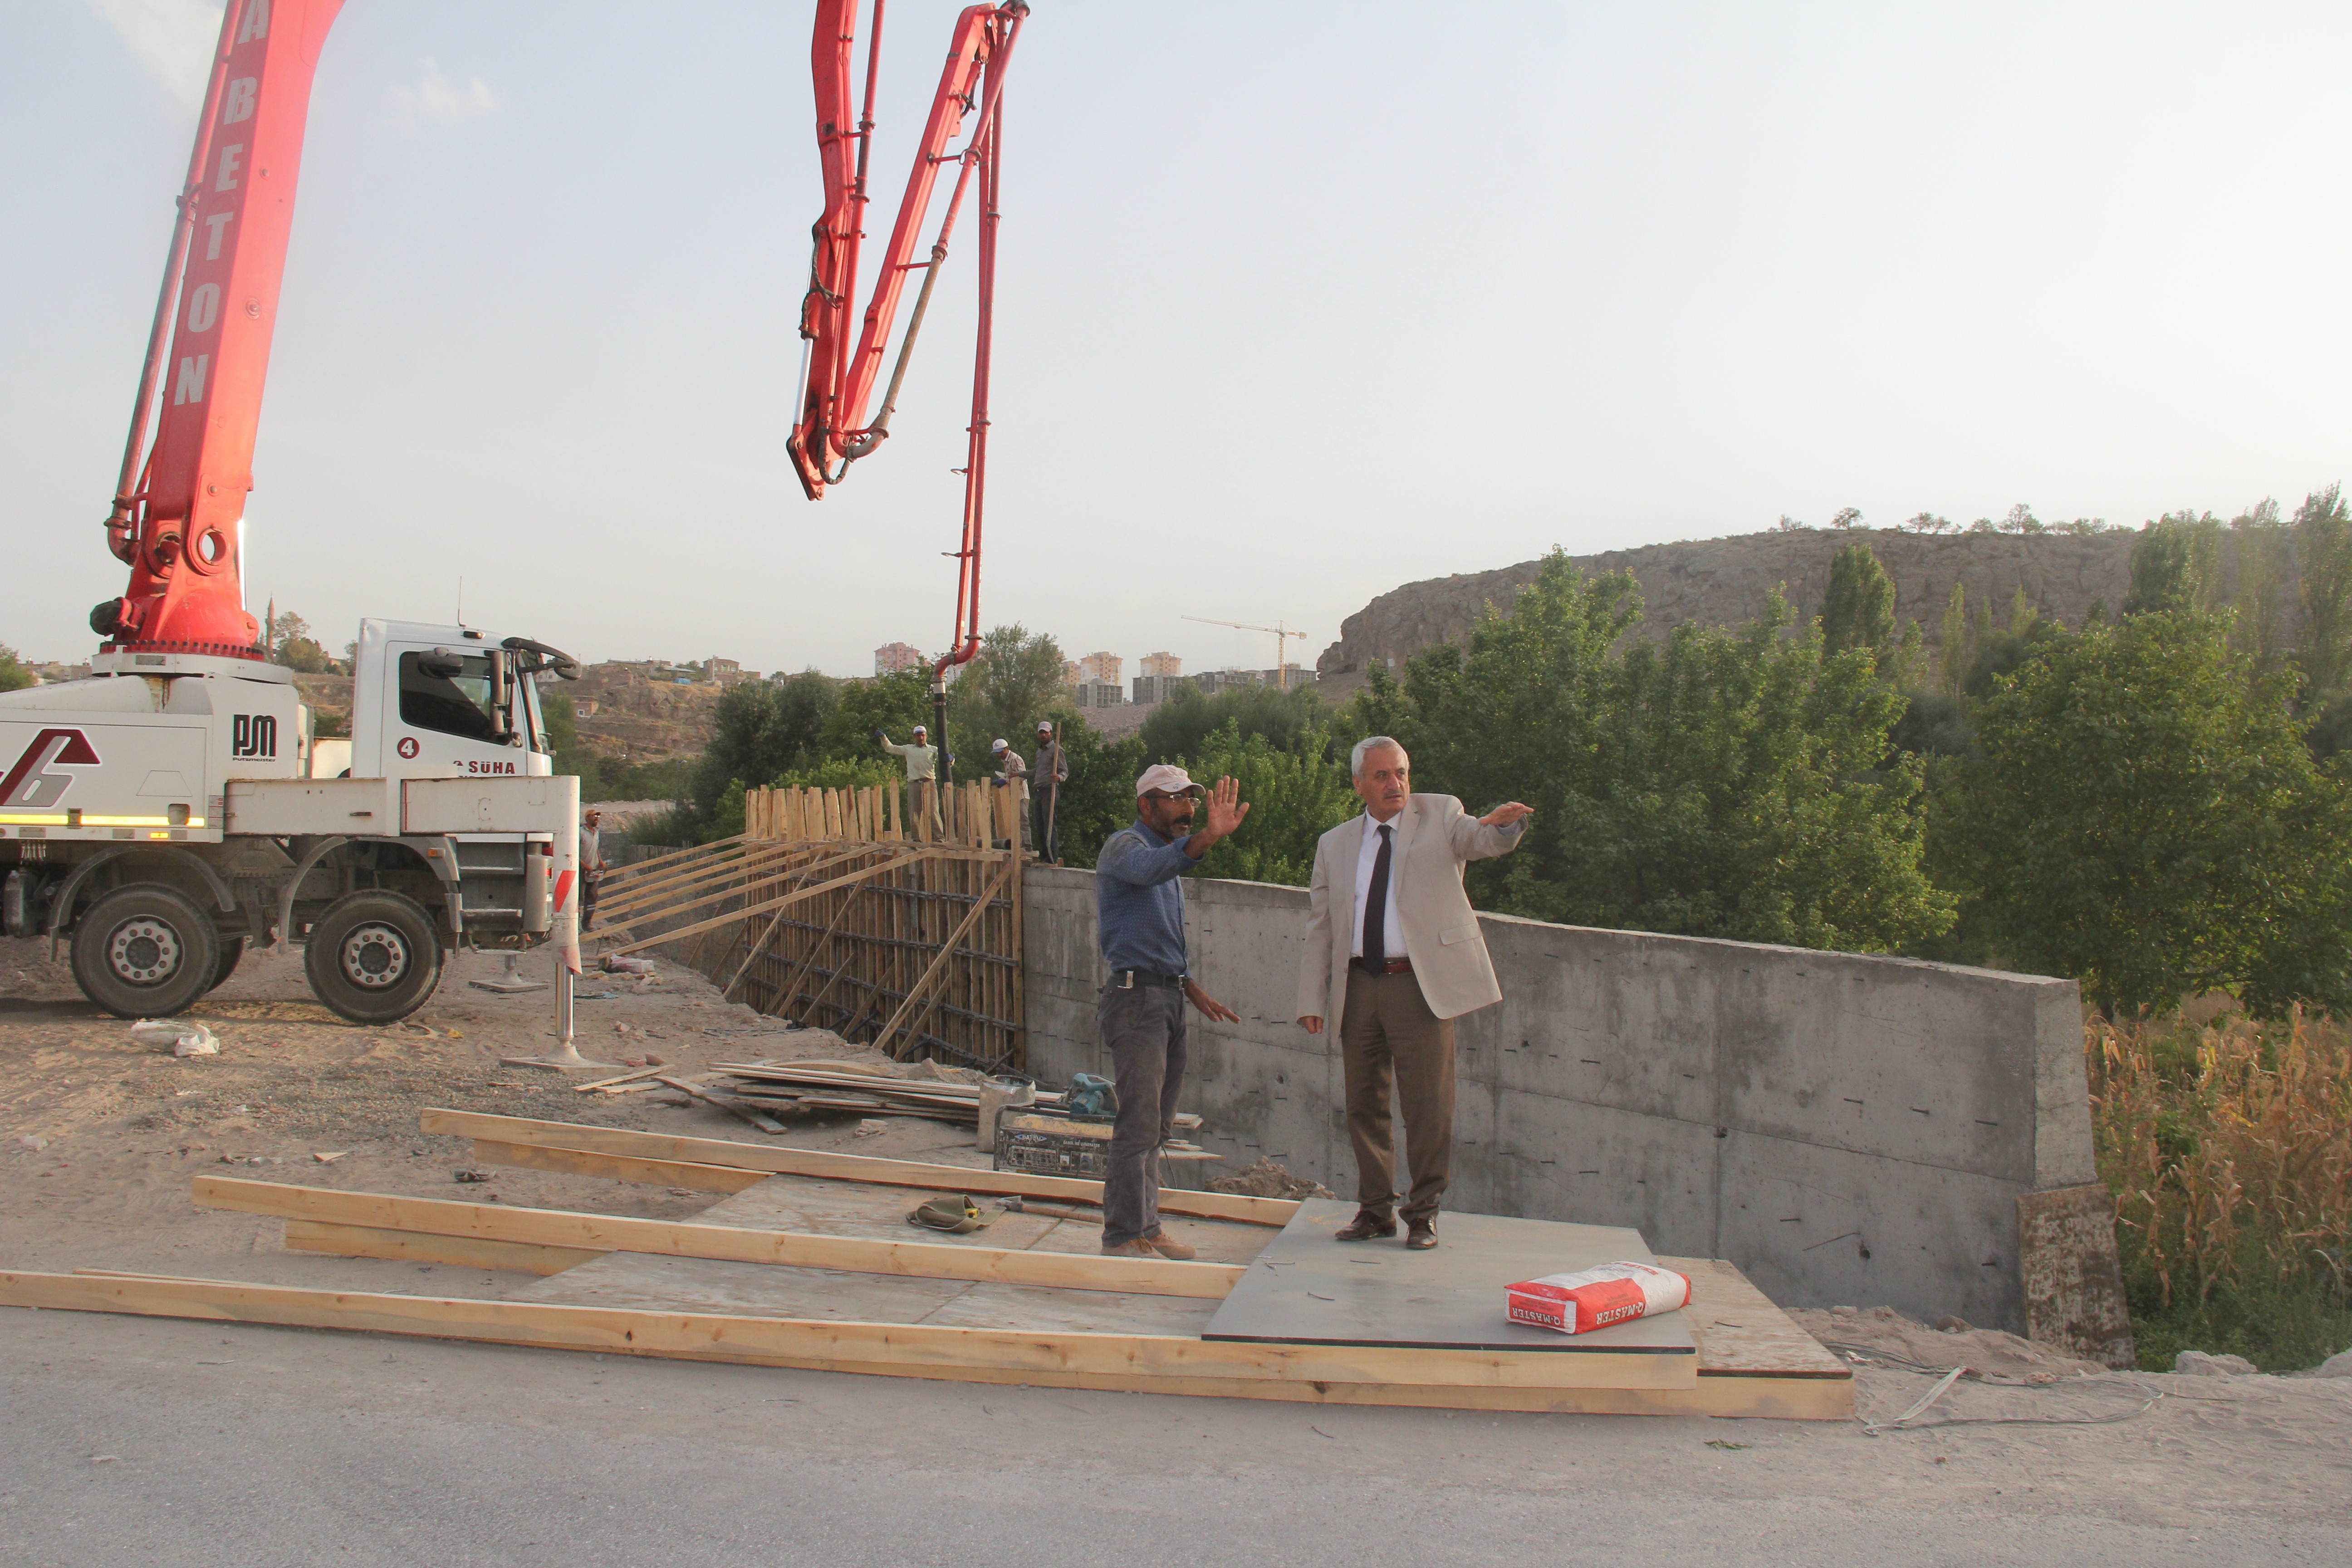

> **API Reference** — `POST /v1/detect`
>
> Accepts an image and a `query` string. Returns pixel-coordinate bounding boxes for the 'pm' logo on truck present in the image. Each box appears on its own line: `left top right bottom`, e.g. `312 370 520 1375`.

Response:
231 714 278 760
0 729 101 809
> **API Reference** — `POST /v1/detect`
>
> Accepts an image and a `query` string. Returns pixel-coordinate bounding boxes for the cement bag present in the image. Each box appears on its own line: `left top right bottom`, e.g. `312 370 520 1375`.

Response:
1506 1261 1690 1335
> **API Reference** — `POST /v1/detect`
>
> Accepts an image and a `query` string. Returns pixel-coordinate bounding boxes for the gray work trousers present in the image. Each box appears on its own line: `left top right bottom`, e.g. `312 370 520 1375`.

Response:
1094 981 1187 1247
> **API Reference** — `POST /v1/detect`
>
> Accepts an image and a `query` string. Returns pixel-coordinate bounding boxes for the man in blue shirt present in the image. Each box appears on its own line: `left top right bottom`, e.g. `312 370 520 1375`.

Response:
1093 763 1250 1258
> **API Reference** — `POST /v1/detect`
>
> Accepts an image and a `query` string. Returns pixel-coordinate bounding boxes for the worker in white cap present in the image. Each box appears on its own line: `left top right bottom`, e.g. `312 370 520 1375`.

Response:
1031 719 1068 865
989 738 1029 851
877 724 942 835
1090 763 1250 1259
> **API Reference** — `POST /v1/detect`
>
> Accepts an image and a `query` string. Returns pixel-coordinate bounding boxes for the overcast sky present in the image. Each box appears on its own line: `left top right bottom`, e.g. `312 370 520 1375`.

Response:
8 1 2351 677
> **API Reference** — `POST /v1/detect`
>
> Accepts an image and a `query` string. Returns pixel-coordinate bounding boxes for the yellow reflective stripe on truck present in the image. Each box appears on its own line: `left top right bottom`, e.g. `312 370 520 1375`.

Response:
0 814 207 828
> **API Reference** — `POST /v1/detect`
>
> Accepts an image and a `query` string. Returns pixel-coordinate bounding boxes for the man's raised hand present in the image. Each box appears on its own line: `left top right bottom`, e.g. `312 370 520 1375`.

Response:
1203 775 1251 840
1481 801 1535 828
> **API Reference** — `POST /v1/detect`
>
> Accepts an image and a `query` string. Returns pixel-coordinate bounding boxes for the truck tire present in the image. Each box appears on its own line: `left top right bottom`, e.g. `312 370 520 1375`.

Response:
207 936 248 993
69 883 222 1020
304 891 444 1024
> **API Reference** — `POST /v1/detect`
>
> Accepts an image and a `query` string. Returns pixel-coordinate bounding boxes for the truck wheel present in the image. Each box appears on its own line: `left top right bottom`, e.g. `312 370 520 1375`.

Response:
69 883 222 1019
207 936 248 993
304 891 444 1024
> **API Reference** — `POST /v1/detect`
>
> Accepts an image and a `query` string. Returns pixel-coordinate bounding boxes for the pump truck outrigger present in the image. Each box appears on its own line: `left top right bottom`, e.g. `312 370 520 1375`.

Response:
5 1 1028 1053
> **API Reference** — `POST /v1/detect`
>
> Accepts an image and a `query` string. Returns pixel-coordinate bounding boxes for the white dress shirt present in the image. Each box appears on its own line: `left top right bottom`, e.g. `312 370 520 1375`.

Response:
1348 810 1405 959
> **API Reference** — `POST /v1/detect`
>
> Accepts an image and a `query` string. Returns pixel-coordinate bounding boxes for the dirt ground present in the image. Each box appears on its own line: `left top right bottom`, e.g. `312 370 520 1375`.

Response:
2 931 2350 1549
0 932 993 1286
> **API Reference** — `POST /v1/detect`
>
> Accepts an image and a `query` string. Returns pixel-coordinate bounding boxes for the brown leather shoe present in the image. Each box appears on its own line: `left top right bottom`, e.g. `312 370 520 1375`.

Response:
1405 1220 1437 1250
1334 1211 1397 1242
1141 1231 1197 1260
1100 1239 1154 1258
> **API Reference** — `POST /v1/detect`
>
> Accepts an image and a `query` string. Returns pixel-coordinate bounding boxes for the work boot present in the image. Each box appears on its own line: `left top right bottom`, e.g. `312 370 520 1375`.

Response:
1100 1239 1154 1258
1334 1210 1396 1242
1141 1230 1197 1260
1405 1218 1438 1250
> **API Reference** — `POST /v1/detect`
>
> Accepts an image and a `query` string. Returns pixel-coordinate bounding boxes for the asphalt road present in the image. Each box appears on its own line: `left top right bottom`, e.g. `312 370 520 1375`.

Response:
4 1309 2346 1568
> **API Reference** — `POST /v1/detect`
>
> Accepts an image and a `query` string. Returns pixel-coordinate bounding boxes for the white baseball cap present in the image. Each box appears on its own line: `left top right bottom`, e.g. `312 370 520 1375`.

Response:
1036 720 1053 733
990 738 1009 753
1135 763 1202 798
911 724 927 735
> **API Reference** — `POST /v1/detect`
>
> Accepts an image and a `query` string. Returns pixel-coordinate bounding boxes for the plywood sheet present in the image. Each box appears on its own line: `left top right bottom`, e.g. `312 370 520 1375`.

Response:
1657 1255 1847 1378
1202 1199 1695 1355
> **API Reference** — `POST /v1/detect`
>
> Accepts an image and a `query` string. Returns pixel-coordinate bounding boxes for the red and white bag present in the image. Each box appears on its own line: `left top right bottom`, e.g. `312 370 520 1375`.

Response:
1505 1261 1691 1335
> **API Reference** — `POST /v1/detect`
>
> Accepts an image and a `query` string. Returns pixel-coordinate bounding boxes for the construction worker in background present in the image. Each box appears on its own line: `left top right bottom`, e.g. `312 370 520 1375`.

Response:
990 738 1030 852
578 808 605 932
1032 720 1069 865
877 725 943 834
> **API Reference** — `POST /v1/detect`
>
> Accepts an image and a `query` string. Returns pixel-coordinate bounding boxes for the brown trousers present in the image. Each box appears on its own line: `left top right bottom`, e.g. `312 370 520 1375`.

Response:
1339 966 1456 1222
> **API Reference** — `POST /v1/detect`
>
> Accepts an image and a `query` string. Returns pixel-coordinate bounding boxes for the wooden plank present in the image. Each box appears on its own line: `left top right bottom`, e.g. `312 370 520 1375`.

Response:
431 1110 1296 1225
0 1270 1692 1392
598 833 748 883
199 1177 1246 1299
471 1137 767 1194
285 1219 603 1276
600 850 935 958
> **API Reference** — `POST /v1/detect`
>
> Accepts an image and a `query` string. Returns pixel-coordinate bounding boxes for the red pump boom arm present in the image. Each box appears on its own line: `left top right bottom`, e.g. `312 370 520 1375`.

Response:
98 0 343 657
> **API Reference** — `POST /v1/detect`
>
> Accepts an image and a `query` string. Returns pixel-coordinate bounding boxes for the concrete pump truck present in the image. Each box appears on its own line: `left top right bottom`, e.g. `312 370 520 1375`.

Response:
0 0 585 1044
4 0 1026 1049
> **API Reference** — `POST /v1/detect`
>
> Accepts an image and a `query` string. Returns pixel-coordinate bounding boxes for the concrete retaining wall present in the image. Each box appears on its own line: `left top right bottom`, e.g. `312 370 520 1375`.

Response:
1022 867 2096 1334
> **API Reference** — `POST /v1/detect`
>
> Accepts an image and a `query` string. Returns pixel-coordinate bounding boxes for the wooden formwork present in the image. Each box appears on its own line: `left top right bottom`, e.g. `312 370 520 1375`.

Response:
596 779 1027 1072
0 1111 1856 1420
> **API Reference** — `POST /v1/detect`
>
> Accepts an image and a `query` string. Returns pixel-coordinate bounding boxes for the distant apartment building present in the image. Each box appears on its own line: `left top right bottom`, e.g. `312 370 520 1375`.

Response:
1078 651 1123 687
1073 679 1124 709
1061 657 1082 687
704 657 750 686
1138 651 1181 678
1132 673 1193 705
875 642 924 675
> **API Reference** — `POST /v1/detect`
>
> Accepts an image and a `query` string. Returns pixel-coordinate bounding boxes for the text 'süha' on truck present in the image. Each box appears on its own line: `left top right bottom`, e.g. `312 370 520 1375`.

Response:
0 0 588 1059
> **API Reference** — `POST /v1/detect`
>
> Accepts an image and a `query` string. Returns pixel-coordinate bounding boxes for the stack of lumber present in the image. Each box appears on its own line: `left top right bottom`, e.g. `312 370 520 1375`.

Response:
713 1058 1044 1127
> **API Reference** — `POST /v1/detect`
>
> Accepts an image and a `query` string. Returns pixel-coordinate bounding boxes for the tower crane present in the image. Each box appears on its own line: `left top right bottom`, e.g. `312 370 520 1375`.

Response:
1181 617 1308 691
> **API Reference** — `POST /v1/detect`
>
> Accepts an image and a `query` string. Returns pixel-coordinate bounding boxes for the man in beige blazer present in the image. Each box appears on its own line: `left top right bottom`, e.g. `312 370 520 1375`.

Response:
1297 737 1532 1249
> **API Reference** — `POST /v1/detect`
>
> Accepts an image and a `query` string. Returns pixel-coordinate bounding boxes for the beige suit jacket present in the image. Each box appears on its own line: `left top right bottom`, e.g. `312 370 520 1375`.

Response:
1296 794 1525 1024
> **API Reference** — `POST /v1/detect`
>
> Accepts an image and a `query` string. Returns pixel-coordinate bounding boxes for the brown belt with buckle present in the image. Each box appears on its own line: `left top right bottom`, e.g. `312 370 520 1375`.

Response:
1350 956 1412 975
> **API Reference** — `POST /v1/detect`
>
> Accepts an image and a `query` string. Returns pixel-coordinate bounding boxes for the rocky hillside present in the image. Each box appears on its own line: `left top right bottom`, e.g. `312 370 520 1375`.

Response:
1317 528 2166 679
565 665 725 762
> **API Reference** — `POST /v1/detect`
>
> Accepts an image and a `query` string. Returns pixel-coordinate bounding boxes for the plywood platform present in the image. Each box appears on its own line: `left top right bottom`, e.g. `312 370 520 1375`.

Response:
1204 1200 1695 1355
0 1111 1852 1419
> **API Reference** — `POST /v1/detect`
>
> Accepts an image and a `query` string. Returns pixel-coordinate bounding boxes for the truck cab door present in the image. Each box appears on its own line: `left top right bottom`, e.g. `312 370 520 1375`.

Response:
380 645 540 780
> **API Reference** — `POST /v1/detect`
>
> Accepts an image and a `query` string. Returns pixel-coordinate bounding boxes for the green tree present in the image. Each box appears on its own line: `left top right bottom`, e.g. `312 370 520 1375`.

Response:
1173 721 1357 886
1820 540 1896 660
1936 582 1972 697
1049 717 1148 870
2229 499 2289 675
681 671 840 834
818 668 935 763
946 625 1078 769
2126 513 2225 617
1939 612 2352 1015
1137 681 1328 763
2295 484 2352 697
277 636 330 674
1360 552 1951 952
0 644 31 693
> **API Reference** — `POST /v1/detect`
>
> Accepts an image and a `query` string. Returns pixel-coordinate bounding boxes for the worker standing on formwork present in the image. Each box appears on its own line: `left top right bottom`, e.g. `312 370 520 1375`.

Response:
1032 720 1069 865
877 725 944 834
990 738 1029 852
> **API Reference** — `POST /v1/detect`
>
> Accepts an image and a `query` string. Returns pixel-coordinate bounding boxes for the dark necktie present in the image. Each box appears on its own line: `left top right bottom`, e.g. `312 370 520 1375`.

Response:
1362 824 1394 966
